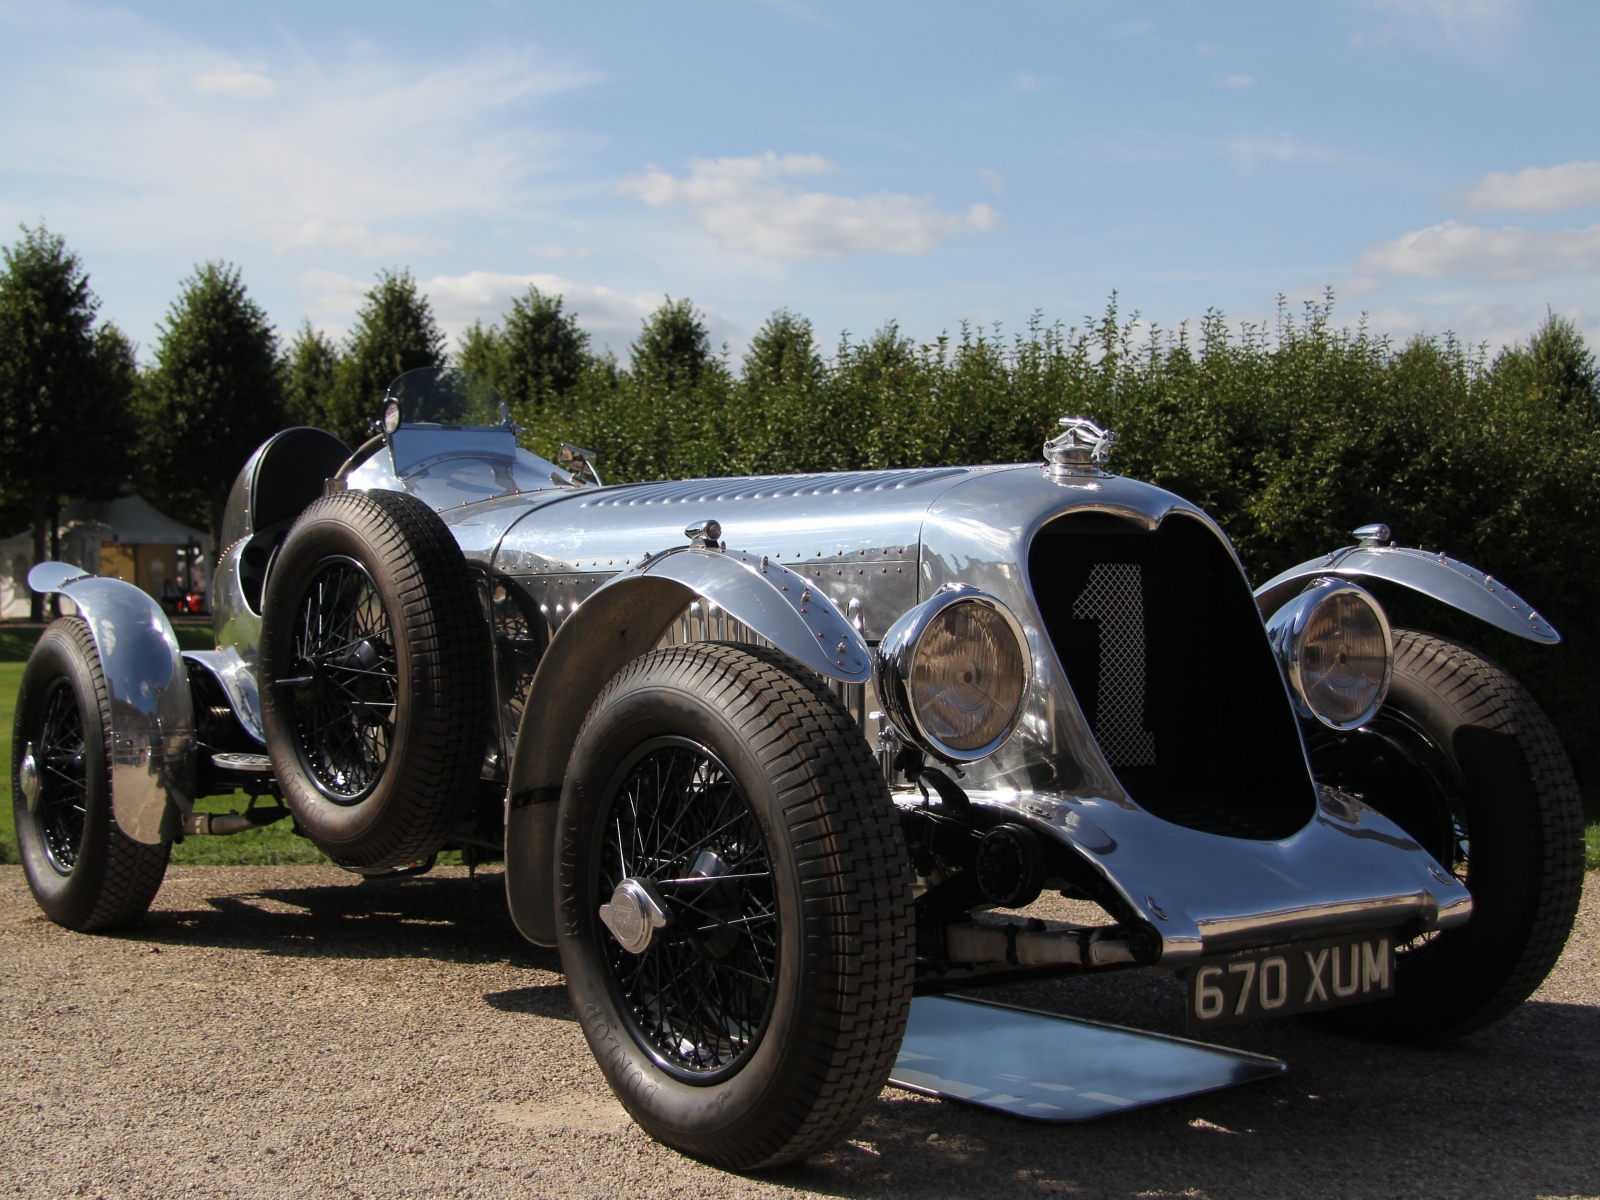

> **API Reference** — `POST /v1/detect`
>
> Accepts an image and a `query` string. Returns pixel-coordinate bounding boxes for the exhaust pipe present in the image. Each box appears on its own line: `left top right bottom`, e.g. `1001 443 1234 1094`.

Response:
182 807 290 837
945 920 1137 968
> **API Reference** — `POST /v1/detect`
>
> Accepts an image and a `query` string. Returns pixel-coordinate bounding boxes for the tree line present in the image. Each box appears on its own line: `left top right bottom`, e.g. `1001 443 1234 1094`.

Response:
3 223 1598 782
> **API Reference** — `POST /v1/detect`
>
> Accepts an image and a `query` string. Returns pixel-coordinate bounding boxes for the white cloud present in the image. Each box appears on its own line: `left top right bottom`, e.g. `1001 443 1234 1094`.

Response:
618 153 1004 260
266 218 442 257
1355 0 1520 51
1359 219 1600 281
1227 131 1341 173
0 7 599 260
1451 161 1600 214
193 66 277 99
1012 72 1038 92
966 203 1006 232
979 168 1005 197
1224 74 1255 88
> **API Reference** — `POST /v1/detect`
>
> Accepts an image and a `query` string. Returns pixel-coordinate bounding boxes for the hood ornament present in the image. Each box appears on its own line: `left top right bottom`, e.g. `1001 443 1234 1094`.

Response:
1044 416 1118 478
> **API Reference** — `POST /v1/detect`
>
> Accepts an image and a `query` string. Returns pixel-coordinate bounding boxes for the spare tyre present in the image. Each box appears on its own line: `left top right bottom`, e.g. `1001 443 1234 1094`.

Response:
259 488 491 869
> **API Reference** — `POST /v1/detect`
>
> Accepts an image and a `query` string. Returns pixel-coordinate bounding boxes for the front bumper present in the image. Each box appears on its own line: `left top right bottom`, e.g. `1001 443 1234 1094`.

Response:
970 785 1472 966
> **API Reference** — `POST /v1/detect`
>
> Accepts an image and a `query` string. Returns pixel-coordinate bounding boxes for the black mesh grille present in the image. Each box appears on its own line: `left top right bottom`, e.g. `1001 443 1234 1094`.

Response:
1029 511 1315 840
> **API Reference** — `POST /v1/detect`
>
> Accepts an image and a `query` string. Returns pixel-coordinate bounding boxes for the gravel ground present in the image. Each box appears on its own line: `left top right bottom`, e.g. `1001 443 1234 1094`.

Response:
1 864 1596 1200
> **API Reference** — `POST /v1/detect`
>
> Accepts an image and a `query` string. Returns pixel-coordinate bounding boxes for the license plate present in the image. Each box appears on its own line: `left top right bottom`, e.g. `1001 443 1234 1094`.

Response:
1185 933 1395 1031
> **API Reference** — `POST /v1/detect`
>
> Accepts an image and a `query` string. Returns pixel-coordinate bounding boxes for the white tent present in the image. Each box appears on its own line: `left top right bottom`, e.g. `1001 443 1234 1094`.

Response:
1 494 212 619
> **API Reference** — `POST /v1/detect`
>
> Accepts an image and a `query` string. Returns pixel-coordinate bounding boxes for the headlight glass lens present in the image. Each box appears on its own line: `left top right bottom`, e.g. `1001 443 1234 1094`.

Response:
1299 590 1390 727
910 601 1027 750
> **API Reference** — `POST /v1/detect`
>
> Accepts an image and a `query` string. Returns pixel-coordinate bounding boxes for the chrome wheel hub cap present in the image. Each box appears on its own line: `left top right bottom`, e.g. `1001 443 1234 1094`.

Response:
599 877 671 955
18 744 39 811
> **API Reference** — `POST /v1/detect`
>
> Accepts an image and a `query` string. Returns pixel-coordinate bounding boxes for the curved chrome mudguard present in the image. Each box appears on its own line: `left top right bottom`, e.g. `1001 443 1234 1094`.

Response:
502 543 871 946
27 564 196 844
971 785 1472 965
1255 544 1559 644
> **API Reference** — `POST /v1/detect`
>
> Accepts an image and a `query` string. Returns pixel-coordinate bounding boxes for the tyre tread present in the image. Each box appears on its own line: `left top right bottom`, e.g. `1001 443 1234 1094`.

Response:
262 489 491 869
28 619 169 931
1390 630 1584 1038
577 642 913 1169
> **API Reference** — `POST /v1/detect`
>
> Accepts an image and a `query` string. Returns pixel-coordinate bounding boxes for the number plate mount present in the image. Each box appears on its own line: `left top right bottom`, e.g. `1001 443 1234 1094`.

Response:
1186 932 1396 1031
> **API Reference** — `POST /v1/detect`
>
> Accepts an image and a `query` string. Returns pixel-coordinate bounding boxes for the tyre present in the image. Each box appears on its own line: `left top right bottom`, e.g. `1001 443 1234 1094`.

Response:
12 619 169 930
259 488 491 870
557 644 914 1169
1307 629 1584 1042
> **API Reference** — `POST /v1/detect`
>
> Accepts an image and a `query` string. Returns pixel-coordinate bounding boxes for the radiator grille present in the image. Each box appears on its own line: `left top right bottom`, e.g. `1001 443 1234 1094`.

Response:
1029 511 1315 840
1072 562 1157 767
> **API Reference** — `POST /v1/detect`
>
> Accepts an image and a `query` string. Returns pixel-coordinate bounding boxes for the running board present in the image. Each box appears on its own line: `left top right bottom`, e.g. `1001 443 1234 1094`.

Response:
888 995 1285 1121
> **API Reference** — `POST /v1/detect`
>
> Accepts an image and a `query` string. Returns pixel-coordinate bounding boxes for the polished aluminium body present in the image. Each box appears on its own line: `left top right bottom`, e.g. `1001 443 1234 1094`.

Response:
50 408 1505 970
348 425 1474 966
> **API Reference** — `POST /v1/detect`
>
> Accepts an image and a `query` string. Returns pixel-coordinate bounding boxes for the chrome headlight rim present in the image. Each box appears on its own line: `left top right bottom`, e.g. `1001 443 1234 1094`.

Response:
1267 578 1394 731
876 584 1033 764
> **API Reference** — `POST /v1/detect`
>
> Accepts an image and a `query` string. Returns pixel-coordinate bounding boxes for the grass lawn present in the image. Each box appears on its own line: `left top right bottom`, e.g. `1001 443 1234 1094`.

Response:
3 622 1598 871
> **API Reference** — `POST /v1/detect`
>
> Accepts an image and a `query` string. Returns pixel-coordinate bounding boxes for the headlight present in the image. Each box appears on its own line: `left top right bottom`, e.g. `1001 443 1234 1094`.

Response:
1266 579 1393 729
876 586 1031 763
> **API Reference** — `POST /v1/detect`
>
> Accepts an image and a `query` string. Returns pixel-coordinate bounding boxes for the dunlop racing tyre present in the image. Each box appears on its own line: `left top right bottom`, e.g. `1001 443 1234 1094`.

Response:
12 619 170 930
259 488 490 870
557 644 914 1169
1309 630 1584 1042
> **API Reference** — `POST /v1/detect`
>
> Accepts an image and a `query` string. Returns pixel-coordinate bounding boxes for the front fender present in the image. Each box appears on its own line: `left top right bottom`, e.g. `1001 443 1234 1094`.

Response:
27 563 196 844
502 545 871 946
1254 544 1559 645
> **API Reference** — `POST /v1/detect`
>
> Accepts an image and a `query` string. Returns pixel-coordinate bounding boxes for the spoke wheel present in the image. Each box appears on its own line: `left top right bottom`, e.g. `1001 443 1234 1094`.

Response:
556 643 913 1170
32 680 90 875
600 738 778 1082
259 488 491 871
13 618 169 930
285 556 399 803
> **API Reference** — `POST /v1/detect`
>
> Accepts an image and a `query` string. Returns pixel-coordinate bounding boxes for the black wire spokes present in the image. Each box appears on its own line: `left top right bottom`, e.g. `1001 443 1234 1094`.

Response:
285 558 398 803
34 680 89 875
601 742 778 1079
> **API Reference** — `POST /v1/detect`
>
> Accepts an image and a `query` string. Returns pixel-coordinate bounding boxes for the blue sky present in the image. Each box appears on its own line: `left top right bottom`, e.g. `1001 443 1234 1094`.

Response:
3 0 1598 365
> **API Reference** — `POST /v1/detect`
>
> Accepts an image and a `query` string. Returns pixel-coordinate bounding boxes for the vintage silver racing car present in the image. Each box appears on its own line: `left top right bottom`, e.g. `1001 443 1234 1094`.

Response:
13 368 1584 1168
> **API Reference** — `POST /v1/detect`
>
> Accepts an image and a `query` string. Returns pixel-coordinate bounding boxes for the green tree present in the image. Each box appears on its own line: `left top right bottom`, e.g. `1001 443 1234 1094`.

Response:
139 261 285 557
0 224 136 619
631 297 713 392
490 287 590 413
742 309 823 391
456 319 503 388
325 269 445 445
284 321 341 429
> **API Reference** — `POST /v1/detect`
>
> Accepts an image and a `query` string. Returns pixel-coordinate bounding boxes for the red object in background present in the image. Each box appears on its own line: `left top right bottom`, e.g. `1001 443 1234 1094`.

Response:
174 591 206 615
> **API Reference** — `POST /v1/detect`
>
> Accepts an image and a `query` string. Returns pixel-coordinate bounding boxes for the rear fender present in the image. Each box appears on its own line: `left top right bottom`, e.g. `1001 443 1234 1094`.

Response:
1254 544 1559 645
27 563 196 843
503 546 871 946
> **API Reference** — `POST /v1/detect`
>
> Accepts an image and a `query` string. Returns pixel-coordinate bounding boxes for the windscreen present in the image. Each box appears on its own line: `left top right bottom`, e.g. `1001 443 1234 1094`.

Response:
385 367 507 427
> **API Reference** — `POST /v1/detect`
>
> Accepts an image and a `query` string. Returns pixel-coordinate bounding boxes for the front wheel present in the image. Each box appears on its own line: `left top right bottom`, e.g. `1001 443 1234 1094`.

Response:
1308 629 1584 1041
12 619 169 930
557 644 914 1169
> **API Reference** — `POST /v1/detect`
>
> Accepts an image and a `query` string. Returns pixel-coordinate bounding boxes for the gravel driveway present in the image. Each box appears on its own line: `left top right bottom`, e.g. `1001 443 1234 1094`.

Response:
2 864 1596 1200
